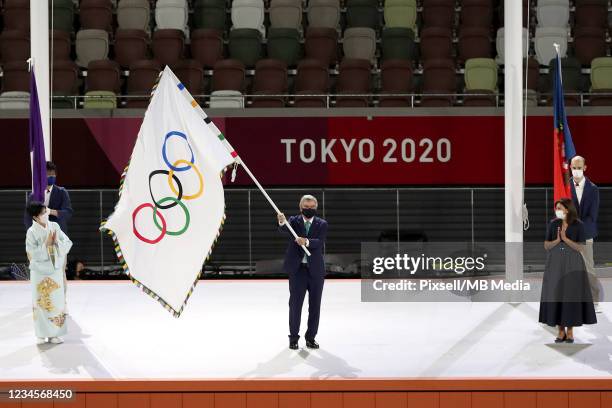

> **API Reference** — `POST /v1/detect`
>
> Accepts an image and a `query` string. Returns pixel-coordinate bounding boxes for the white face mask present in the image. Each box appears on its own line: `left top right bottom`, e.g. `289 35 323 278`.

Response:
37 209 49 225
572 169 584 179
555 210 566 220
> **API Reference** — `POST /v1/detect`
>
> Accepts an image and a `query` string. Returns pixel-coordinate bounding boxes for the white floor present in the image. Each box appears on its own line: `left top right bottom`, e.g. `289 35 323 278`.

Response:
2 280 612 380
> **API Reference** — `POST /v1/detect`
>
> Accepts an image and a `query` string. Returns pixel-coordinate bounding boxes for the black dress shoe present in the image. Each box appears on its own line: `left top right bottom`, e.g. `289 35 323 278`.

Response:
565 337 575 344
554 334 567 343
306 339 319 349
289 341 298 350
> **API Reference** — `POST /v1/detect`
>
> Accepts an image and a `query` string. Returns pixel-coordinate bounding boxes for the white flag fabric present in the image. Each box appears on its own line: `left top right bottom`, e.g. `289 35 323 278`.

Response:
101 66 235 317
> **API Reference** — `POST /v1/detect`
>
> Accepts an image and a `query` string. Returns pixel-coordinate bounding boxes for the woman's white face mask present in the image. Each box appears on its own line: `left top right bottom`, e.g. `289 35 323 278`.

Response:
37 209 50 225
555 210 566 220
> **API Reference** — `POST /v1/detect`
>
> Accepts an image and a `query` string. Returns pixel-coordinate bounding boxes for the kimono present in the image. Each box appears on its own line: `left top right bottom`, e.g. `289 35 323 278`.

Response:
26 220 73 338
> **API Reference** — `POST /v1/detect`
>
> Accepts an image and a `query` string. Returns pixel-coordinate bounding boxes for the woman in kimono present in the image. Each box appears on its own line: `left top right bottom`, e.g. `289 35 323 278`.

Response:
539 198 596 343
26 201 73 344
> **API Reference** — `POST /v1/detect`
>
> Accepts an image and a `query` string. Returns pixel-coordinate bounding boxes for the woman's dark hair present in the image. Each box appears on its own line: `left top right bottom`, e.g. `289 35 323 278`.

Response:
46 161 57 172
26 201 46 219
555 198 579 225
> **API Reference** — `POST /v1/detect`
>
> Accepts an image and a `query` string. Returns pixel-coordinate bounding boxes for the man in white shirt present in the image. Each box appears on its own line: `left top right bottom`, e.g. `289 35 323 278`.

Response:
570 155 601 312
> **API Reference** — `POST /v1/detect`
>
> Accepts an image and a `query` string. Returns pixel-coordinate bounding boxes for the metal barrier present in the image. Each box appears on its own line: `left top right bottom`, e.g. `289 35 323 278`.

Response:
2 187 611 274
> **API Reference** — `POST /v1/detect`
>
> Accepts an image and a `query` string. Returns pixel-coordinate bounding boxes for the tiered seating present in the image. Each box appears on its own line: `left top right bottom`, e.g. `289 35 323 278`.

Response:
1 0 611 109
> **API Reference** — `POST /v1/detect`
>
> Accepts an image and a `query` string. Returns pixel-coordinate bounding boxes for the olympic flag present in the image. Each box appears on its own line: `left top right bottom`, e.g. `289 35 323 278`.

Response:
101 67 235 317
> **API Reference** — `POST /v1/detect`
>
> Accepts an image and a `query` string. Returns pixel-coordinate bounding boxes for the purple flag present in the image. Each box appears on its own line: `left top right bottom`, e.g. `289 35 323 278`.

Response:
29 69 46 202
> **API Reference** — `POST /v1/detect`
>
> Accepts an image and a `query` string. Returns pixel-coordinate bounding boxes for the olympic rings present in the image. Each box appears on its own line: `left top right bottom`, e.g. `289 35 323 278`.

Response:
133 130 204 245
149 170 183 209
152 197 190 236
167 159 204 200
162 131 194 172
133 203 167 244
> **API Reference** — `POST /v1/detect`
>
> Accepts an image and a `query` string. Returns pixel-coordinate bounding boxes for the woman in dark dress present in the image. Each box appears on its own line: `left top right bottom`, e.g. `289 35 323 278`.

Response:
539 198 596 343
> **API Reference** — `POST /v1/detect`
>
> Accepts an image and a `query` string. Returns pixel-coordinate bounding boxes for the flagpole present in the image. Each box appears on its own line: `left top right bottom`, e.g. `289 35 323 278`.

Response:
197 110 312 257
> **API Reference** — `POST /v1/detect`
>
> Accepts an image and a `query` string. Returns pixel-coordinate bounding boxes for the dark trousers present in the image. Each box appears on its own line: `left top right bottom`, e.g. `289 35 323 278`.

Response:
289 264 325 342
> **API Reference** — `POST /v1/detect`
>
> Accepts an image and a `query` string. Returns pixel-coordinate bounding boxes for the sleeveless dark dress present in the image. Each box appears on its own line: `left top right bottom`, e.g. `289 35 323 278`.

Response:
538 219 597 327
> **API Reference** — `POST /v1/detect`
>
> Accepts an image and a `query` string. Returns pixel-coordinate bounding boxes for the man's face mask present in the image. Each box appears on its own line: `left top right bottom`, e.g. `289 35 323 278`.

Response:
301 208 317 219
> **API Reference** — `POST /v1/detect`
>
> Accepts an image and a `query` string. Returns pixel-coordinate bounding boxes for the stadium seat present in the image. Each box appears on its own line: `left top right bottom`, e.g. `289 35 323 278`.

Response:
458 27 492 62
190 29 224 69
294 59 329 107
420 58 456 107
267 28 302 67
52 60 79 108
335 58 371 107
250 59 288 107
379 59 413 107
173 59 205 95
460 0 494 28
3 0 29 31
575 0 608 29
114 29 150 69
495 27 529 64
534 27 567 66
126 60 162 108
421 0 455 29
573 27 607 66
536 0 570 28
0 91 30 109
546 56 581 106
231 0 266 36
193 0 227 31
75 29 109 67
50 0 75 33
304 27 338 66
117 0 151 32
212 59 246 92
384 0 417 30
155 0 189 37
152 29 185 67
79 0 113 32
1 61 29 92
307 0 341 29
84 90 118 109
51 29 71 61
228 28 263 67
269 0 303 30
589 57 612 106
209 90 245 108
463 58 498 107
346 0 380 30
0 30 29 62
343 27 377 64
381 27 416 62
87 59 122 94
419 27 453 61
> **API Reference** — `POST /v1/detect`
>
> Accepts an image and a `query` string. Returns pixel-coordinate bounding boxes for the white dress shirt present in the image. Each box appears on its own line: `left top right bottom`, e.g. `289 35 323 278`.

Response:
44 185 53 207
574 177 585 204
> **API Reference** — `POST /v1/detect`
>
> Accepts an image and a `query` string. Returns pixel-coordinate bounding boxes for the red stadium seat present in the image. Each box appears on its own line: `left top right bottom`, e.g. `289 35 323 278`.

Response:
458 27 492 62
422 0 455 28
460 0 493 28
1 60 30 92
50 30 71 62
152 29 185 67
294 59 330 108
419 27 453 62
190 29 225 69
212 59 246 92
115 29 150 69
335 58 371 107
250 59 288 107
0 30 29 63
79 0 114 32
420 58 456 107
573 27 607 66
304 27 339 66
3 0 29 30
87 59 122 94
173 59 205 95
126 60 162 107
379 59 413 107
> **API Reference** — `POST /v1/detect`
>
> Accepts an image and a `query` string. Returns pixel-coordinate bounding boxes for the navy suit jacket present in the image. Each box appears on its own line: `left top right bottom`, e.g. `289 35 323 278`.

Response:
279 215 328 276
570 177 599 240
24 186 73 233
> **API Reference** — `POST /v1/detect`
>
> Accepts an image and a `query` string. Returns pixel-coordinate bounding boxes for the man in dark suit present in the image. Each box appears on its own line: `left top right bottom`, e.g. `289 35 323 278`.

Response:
570 155 601 312
25 161 73 233
278 195 328 350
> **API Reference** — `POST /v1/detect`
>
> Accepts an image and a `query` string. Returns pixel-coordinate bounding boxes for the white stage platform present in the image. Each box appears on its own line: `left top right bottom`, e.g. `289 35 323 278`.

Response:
2 280 612 380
